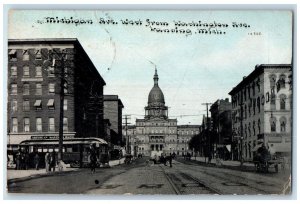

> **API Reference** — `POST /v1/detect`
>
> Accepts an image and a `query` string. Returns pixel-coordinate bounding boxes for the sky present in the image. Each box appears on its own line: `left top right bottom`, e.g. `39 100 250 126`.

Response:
7 10 292 125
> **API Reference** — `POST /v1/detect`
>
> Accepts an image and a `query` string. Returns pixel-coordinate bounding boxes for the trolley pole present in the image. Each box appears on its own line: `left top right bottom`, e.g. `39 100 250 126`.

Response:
123 115 131 154
202 103 212 163
58 53 66 166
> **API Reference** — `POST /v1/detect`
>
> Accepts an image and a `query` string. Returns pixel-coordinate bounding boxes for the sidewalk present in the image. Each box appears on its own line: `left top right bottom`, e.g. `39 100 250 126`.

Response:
7 158 125 182
177 156 255 171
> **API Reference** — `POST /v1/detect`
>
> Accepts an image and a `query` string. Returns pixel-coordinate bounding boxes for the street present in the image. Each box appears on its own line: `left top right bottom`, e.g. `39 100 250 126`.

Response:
7 157 290 195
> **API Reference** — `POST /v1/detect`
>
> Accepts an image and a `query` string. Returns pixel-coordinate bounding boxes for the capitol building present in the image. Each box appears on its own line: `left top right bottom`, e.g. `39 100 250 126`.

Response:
126 69 200 157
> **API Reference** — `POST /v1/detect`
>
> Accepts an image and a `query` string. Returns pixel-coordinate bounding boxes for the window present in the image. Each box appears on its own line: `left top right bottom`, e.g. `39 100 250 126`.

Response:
12 118 18 133
63 118 68 131
244 124 247 138
9 49 17 61
24 118 30 132
253 99 256 115
49 83 55 93
34 100 42 110
258 119 261 134
280 117 287 132
252 82 255 96
253 121 256 136
49 118 55 132
11 66 17 76
278 74 286 89
270 117 276 132
23 84 30 95
64 82 68 94
11 99 17 112
47 99 55 110
35 66 42 77
23 66 30 77
271 94 276 110
22 50 29 61
48 66 55 77
36 118 42 132
280 94 287 110
244 105 247 118
23 100 30 111
36 83 42 95
64 99 68 110
11 84 17 95
35 49 42 60
269 74 276 90
257 97 261 113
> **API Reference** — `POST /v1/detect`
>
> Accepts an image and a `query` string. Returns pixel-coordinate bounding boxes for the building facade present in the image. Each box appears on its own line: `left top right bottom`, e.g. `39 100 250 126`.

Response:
7 39 106 152
229 64 292 161
209 98 232 159
103 95 124 146
127 69 200 157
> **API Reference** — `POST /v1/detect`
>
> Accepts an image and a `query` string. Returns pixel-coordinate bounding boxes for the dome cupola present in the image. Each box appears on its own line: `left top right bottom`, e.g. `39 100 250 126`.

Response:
148 68 165 106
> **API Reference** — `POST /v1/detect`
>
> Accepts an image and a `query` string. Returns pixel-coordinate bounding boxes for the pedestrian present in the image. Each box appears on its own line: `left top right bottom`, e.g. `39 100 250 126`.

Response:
89 145 97 173
20 150 25 169
34 153 40 170
169 153 173 167
45 152 50 172
50 152 56 172
15 150 21 170
24 151 30 170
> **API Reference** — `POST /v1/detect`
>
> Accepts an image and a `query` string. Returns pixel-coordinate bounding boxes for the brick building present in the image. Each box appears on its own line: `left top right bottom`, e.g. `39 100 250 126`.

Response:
229 64 292 161
103 95 124 146
209 98 232 159
7 38 106 152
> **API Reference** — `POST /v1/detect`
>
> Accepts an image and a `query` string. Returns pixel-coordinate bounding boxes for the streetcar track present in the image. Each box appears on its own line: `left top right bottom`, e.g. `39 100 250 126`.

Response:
159 165 221 195
176 161 275 194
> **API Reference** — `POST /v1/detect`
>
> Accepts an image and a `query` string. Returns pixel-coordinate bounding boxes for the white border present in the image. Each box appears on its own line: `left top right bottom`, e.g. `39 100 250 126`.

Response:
1 1 299 203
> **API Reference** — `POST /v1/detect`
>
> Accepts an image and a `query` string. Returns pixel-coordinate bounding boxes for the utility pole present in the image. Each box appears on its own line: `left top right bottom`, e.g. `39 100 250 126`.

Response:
202 103 212 163
123 115 131 154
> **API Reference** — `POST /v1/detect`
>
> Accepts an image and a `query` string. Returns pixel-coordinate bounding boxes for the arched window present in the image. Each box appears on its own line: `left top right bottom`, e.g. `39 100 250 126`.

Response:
280 117 287 132
270 117 277 132
257 97 260 113
279 74 286 88
258 119 261 134
253 98 256 115
253 121 256 136
269 74 276 90
280 94 287 110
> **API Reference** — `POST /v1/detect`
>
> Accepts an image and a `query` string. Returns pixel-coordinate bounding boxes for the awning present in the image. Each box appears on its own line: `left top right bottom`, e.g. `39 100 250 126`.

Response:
34 100 42 106
20 137 108 146
9 49 16 55
47 99 54 106
252 143 263 152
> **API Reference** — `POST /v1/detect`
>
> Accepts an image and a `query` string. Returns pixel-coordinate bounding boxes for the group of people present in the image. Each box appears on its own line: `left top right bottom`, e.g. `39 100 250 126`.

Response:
45 152 57 172
13 149 40 170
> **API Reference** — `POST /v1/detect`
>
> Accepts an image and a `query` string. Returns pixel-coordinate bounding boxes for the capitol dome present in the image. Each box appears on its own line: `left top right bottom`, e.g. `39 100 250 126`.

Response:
148 69 165 106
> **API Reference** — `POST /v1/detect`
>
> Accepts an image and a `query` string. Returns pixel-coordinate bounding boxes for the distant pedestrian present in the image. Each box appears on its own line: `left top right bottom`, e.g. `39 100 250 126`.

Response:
24 151 30 170
34 153 40 170
90 145 97 173
45 152 50 172
168 153 173 167
15 150 21 170
50 152 56 172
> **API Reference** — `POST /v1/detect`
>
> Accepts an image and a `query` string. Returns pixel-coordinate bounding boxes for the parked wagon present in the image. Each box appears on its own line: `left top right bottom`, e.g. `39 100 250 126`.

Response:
252 143 282 173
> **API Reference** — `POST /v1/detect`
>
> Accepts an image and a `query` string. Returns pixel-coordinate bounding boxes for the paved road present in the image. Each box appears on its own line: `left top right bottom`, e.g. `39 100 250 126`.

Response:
7 157 291 195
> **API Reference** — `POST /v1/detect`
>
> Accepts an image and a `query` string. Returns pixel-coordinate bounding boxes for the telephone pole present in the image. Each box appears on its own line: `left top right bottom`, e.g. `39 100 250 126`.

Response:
202 103 212 163
239 102 244 167
123 115 131 154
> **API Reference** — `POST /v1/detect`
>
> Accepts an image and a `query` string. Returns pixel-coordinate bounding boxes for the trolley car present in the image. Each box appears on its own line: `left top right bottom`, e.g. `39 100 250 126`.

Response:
18 137 109 168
